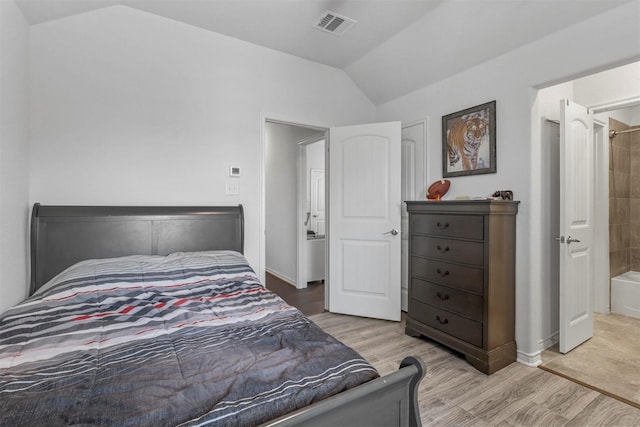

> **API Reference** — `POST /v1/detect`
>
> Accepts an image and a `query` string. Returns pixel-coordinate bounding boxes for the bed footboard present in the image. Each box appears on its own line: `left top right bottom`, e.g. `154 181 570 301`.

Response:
263 356 425 427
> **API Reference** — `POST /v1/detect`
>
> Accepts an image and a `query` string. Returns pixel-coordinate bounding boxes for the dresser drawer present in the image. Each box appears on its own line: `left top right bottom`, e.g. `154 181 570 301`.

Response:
411 257 483 294
411 214 483 239
409 299 483 347
411 235 484 266
411 279 483 322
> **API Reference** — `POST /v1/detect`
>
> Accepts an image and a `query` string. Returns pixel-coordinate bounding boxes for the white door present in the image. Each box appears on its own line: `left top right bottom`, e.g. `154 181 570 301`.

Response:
328 121 402 321
559 99 595 353
310 169 326 235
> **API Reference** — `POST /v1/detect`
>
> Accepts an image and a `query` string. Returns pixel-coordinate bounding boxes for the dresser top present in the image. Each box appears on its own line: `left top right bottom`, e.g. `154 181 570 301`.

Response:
405 199 519 215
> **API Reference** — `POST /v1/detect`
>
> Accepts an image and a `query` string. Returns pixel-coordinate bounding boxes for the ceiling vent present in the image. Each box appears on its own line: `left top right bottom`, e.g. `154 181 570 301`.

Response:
313 10 357 36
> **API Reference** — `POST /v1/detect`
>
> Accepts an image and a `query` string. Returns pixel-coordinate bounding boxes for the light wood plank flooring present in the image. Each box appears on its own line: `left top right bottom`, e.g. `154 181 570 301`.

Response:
309 312 640 426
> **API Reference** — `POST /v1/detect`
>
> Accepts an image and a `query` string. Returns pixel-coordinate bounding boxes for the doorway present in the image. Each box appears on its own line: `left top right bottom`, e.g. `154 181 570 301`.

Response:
537 62 640 350
263 117 406 321
537 70 640 406
263 118 328 312
300 137 326 288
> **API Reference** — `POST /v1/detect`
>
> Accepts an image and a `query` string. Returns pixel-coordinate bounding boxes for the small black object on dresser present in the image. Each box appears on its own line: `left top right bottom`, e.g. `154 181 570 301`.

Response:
405 200 519 374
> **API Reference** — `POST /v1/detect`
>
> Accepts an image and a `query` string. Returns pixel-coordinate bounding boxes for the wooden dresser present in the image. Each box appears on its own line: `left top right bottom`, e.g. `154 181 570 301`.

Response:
405 200 519 374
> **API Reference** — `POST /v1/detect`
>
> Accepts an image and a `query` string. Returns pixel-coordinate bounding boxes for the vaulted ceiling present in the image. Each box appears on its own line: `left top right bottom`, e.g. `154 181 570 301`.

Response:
15 0 631 105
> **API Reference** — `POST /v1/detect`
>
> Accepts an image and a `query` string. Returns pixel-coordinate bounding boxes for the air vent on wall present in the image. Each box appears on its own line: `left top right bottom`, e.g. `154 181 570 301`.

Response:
313 10 357 36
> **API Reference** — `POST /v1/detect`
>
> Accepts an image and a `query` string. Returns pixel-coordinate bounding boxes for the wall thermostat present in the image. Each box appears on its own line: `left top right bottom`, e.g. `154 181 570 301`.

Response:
229 166 241 177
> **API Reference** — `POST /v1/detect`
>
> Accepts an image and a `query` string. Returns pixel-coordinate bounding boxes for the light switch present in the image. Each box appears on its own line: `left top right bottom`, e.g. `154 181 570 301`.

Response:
225 181 239 195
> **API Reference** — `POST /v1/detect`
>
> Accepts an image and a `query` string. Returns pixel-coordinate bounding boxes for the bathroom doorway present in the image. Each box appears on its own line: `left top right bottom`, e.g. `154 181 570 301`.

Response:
538 61 640 334
537 62 640 408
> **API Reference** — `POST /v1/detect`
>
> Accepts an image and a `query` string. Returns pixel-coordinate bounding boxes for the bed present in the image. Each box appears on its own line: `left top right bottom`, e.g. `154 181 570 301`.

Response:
0 204 424 426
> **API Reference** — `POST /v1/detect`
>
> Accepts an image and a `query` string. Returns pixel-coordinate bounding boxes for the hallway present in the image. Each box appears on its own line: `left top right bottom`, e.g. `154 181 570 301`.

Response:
265 273 325 316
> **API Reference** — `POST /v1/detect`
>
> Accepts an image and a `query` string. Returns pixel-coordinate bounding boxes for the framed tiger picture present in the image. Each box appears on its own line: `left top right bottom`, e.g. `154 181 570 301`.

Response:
442 101 496 178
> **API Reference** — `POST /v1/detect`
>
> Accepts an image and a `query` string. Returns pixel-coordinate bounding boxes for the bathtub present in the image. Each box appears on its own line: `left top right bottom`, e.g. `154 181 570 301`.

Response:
611 271 640 318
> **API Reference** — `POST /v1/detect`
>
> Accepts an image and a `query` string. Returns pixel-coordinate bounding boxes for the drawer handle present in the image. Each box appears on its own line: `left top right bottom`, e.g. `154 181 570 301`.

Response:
436 245 450 253
436 269 450 277
436 292 449 301
436 315 449 325
436 222 450 229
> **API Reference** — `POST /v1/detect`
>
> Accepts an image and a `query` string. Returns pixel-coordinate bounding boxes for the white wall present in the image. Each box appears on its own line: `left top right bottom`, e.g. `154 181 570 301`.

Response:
29 5 375 281
265 122 319 283
537 81 575 122
607 105 640 125
574 60 640 124
376 0 640 366
0 0 30 314
306 140 325 173
574 61 640 108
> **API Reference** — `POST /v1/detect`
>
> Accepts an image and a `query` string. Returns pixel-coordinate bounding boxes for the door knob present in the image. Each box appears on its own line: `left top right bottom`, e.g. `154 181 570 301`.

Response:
555 236 581 244
383 229 399 236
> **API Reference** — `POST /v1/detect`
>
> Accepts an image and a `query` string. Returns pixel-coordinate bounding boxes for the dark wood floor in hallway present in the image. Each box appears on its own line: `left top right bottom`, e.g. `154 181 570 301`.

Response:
265 272 325 316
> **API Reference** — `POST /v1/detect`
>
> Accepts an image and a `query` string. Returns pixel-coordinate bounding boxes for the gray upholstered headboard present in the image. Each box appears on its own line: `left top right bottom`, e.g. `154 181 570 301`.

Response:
30 204 244 295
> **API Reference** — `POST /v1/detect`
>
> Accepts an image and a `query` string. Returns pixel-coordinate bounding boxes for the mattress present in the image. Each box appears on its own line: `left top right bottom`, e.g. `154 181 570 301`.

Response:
0 251 378 426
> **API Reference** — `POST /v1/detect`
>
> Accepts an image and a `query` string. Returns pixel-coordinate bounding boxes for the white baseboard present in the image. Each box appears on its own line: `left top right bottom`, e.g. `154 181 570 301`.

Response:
540 331 559 350
517 349 542 367
265 268 296 286
516 331 559 368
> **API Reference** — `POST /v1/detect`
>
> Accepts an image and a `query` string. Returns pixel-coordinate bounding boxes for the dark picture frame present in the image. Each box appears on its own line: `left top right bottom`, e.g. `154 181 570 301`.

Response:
442 100 496 178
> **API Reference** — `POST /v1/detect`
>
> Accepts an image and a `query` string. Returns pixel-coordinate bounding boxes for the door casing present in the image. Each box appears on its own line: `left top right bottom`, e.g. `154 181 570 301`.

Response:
401 119 428 311
260 113 331 289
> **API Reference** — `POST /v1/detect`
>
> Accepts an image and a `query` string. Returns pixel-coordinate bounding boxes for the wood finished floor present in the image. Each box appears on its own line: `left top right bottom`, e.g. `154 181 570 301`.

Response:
265 277 640 425
265 272 325 316
309 312 640 427
541 313 640 410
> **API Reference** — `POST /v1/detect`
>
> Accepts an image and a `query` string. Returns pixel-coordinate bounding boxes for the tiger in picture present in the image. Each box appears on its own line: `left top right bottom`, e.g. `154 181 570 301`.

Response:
447 109 489 171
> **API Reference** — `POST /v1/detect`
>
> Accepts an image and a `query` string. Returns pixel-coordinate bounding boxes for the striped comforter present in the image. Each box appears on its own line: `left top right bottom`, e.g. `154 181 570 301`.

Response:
0 251 378 426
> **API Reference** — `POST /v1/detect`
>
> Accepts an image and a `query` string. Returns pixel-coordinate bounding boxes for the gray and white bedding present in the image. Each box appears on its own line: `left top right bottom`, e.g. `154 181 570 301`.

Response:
0 251 378 426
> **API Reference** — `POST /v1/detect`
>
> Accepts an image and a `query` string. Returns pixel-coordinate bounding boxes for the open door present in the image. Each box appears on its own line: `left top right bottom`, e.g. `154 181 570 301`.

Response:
328 122 401 321
559 99 595 353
